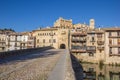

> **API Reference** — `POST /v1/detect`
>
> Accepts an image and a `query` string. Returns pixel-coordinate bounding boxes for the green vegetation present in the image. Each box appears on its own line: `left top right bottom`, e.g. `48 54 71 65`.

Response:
0 28 15 32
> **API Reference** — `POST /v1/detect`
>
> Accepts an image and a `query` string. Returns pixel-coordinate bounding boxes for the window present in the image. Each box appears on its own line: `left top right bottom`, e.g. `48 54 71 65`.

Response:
43 39 45 43
91 33 95 37
118 39 120 45
37 39 39 43
109 32 112 36
89 68 94 72
117 32 120 36
89 53 94 57
92 37 95 41
15 43 17 47
23 43 25 47
28 42 32 45
97 34 102 38
53 39 56 43
2 47 5 50
109 39 112 45
100 50 102 53
118 47 120 54
109 47 112 54
49 39 51 43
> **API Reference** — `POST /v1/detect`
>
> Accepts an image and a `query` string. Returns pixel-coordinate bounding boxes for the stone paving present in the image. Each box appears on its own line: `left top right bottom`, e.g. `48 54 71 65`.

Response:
47 50 67 80
0 49 63 80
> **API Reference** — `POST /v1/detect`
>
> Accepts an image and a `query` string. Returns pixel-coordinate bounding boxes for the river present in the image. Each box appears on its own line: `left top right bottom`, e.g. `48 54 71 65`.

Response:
81 63 120 80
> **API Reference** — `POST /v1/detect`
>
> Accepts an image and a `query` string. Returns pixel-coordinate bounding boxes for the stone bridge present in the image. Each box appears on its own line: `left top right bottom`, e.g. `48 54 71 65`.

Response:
0 47 83 80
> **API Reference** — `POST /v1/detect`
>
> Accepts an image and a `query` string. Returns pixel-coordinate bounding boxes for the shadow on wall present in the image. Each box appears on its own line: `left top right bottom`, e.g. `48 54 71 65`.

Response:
70 53 84 80
60 44 66 49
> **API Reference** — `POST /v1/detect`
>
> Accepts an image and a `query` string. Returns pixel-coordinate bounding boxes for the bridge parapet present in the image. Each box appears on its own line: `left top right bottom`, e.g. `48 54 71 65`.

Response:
65 50 76 80
0 46 53 59
47 49 76 80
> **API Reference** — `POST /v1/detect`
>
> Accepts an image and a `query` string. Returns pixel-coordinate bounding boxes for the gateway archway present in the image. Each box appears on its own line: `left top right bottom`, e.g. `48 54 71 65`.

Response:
60 44 66 49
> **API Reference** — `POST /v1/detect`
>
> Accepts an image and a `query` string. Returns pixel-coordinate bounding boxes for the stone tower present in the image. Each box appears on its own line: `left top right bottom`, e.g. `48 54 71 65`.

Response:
89 19 95 29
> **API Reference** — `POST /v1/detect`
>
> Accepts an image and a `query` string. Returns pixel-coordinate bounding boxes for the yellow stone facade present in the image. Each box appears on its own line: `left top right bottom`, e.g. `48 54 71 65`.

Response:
32 17 120 64
33 28 69 49
0 32 6 52
54 17 73 29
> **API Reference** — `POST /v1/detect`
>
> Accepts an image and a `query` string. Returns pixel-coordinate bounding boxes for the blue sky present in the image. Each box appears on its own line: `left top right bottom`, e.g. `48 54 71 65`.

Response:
0 0 120 32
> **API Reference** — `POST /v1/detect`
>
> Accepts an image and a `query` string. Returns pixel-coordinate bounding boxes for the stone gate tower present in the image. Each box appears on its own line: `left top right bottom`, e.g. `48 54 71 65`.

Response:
89 19 95 29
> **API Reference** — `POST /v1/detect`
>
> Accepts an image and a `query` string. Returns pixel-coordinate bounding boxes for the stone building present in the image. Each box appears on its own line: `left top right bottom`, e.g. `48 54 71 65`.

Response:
104 28 120 64
0 29 14 52
6 33 22 51
20 32 28 49
71 27 120 64
54 17 73 29
27 32 35 48
20 32 35 49
0 31 6 52
5 32 35 51
32 28 69 49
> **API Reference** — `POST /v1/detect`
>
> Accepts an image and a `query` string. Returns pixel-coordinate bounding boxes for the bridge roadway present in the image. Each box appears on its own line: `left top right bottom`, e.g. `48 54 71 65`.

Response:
0 49 68 80
47 49 67 80
0 49 83 80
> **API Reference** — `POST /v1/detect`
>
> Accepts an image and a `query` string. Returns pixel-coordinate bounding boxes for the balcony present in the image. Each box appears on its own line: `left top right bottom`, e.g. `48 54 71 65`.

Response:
97 36 102 39
14 45 21 47
97 46 104 50
71 49 86 53
0 40 6 43
72 46 86 49
79 38 86 42
90 40 96 42
71 39 79 42
71 38 86 42
0 44 6 47
109 44 120 47
71 32 87 36
109 54 120 56
86 46 96 53
97 41 104 45
71 43 86 46
8 39 21 42
109 35 120 38
71 44 82 47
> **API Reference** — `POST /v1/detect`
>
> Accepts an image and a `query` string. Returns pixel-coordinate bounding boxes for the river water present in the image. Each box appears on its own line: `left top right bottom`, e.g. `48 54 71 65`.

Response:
81 63 120 80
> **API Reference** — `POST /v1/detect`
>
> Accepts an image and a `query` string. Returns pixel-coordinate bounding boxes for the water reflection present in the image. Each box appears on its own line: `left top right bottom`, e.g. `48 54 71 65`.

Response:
81 63 120 80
